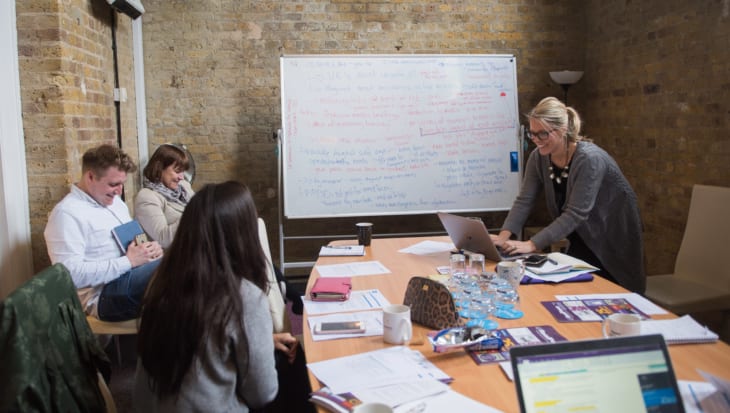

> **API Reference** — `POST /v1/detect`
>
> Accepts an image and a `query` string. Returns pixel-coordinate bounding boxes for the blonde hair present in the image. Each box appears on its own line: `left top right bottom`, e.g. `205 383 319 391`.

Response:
527 97 584 143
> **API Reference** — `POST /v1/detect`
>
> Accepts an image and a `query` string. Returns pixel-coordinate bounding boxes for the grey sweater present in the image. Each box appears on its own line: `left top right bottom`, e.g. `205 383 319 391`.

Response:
502 141 646 293
133 279 278 412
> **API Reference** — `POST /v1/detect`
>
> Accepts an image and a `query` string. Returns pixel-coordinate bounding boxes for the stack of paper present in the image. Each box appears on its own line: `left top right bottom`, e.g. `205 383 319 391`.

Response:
307 347 451 406
546 252 600 271
526 260 573 275
307 346 502 412
523 252 600 283
640 315 719 345
319 245 366 256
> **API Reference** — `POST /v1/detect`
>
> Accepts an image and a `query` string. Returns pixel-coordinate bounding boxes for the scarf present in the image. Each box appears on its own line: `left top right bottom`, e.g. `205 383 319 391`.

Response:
143 177 190 206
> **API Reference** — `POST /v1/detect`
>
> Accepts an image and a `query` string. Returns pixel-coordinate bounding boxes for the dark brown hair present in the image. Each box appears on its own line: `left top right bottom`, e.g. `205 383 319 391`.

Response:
137 181 268 398
142 144 189 183
82 144 137 176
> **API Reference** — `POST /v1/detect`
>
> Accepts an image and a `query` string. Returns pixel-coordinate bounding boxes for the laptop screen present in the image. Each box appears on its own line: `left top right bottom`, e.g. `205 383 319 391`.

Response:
511 335 685 413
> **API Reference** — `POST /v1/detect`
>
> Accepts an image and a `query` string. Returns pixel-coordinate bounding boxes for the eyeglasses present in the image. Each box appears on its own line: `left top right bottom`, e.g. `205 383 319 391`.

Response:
527 128 555 141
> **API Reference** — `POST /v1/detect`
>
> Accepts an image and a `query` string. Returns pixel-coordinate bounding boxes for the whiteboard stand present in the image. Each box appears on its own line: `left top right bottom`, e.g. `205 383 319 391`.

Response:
277 54 525 275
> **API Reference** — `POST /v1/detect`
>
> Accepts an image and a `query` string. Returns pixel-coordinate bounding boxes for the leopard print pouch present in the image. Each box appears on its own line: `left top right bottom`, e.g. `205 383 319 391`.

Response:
402 276 462 330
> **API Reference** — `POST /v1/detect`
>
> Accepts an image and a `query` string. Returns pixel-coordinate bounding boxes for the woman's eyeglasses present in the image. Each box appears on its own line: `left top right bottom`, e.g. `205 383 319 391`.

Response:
527 128 555 141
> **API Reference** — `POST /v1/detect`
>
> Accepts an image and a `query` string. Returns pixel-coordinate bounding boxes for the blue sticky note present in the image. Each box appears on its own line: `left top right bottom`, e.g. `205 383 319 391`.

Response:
510 151 519 172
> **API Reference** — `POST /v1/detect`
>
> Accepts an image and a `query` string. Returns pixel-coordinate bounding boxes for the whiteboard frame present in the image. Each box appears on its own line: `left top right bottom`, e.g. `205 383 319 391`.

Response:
280 54 522 219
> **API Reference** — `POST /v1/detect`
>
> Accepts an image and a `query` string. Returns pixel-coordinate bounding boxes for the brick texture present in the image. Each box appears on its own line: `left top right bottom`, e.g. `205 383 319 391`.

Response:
17 0 138 271
581 0 730 274
17 0 729 277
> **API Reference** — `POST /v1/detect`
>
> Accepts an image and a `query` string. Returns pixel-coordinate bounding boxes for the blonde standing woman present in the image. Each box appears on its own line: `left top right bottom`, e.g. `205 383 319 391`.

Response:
492 97 645 293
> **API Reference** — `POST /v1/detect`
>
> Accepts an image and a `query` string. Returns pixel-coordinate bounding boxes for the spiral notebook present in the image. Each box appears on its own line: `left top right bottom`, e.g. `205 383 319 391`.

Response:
639 315 719 345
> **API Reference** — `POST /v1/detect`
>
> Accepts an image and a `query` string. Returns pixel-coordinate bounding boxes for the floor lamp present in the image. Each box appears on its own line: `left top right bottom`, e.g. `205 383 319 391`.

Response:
549 71 584 105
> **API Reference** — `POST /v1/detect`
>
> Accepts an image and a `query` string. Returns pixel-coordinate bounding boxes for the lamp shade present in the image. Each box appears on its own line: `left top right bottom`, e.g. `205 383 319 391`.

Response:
549 71 584 85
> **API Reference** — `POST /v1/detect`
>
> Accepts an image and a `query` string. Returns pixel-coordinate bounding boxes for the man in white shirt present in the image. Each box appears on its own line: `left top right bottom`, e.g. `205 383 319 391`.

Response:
44 144 163 321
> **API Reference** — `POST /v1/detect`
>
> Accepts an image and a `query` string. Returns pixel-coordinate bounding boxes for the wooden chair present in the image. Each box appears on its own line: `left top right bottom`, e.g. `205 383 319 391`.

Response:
86 316 138 366
645 184 730 340
98 371 118 413
0 264 113 412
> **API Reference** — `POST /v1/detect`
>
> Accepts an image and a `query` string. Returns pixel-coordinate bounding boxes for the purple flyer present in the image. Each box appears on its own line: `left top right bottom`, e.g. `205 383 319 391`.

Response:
468 325 567 365
542 298 649 322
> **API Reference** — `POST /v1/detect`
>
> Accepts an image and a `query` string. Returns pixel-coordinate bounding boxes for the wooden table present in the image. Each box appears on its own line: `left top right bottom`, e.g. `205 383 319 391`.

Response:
303 237 730 412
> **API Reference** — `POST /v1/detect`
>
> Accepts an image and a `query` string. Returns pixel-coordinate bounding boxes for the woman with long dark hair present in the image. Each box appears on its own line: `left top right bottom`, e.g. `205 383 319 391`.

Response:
134 181 278 412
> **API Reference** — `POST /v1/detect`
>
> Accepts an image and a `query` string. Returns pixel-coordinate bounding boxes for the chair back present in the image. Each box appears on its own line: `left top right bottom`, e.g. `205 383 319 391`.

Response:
258 217 290 333
674 185 730 291
0 263 111 412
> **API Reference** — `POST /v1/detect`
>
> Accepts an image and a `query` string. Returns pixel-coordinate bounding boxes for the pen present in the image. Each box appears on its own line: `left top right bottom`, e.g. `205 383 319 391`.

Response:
547 258 558 265
688 383 703 412
326 246 352 249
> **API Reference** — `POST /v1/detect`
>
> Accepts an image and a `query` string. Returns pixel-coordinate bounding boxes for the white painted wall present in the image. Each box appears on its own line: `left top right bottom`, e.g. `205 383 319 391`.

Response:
0 0 34 299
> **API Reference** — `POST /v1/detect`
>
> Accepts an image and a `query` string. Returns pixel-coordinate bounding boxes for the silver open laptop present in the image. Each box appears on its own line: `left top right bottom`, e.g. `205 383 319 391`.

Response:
510 334 685 413
437 212 524 262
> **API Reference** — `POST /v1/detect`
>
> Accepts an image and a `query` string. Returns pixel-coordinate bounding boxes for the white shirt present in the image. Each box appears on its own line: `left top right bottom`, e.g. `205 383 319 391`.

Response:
44 184 133 314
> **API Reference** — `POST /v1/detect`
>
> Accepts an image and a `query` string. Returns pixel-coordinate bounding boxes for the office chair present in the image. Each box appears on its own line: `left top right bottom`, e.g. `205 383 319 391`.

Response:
0 263 113 412
645 184 730 340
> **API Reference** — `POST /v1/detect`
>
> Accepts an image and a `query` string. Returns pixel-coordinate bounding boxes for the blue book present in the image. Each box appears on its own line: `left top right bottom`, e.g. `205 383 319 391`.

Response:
111 220 147 253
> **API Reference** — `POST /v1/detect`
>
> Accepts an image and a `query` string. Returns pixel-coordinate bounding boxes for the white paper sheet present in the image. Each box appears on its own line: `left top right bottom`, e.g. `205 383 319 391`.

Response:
303 289 391 315
319 245 366 256
395 390 504 413
308 311 384 341
499 361 514 381
316 260 391 277
353 379 449 408
524 269 593 283
554 292 669 315
679 379 730 413
523 260 573 275
698 370 730 411
307 346 451 395
398 240 455 255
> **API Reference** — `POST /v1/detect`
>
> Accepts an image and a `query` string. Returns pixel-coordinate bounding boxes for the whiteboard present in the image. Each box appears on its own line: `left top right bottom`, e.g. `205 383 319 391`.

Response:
281 54 521 218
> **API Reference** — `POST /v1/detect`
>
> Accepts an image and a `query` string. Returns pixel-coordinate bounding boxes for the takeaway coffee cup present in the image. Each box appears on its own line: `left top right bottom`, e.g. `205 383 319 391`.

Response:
352 402 394 413
356 222 373 246
602 313 642 337
382 304 412 344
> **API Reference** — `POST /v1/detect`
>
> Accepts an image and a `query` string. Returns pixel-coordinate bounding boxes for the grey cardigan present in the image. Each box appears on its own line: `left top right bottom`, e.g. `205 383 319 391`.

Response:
133 279 278 412
502 141 645 293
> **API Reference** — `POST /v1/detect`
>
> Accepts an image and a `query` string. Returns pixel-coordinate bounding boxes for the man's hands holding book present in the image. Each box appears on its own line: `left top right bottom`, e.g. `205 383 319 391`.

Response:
126 238 163 267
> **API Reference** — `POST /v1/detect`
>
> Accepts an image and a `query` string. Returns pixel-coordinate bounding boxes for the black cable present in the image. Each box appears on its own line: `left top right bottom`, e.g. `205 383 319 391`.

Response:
110 9 122 150
110 9 125 201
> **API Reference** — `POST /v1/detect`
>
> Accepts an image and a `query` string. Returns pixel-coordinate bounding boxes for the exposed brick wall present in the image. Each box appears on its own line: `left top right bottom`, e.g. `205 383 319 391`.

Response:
17 0 138 271
18 0 728 277
140 0 585 269
582 0 730 274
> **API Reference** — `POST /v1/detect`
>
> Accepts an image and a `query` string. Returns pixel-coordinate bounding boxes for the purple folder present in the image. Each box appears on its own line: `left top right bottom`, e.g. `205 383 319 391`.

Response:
520 272 594 285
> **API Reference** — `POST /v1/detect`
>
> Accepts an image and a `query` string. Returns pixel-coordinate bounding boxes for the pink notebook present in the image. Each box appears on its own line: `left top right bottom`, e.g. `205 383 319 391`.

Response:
310 277 352 301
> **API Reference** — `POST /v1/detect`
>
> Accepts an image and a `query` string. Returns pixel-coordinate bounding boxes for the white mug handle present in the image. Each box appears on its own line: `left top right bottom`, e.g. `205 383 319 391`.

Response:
601 317 610 338
399 318 413 344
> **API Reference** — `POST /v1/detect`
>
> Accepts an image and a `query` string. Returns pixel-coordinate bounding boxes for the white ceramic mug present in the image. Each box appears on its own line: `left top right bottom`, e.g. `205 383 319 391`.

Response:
496 260 524 289
352 402 394 413
382 304 412 344
602 313 642 337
